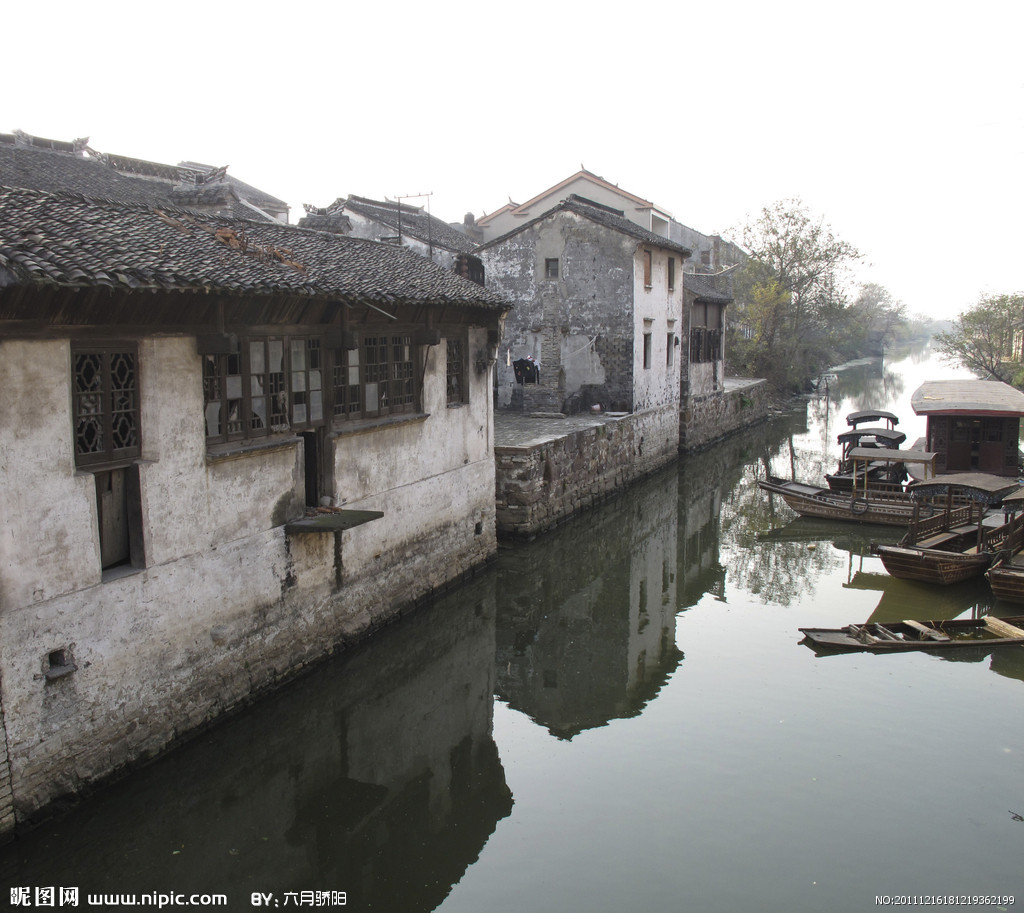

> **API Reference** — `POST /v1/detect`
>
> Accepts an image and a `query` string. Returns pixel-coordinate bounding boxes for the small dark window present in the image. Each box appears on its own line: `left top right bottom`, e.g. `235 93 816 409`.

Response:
544 258 559 279
643 250 652 288
668 257 676 291
643 332 652 369
447 337 467 405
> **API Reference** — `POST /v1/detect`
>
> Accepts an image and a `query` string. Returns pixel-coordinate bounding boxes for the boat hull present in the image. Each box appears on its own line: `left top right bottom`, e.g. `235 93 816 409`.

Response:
758 477 914 526
800 615 1024 652
875 544 992 585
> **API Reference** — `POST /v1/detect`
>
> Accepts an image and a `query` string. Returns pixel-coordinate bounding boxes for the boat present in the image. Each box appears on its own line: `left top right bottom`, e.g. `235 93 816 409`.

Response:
873 474 1024 585
826 411 908 493
758 447 937 526
757 475 917 526
799 614 1024 653
826 428 909 493
985 487 1024 603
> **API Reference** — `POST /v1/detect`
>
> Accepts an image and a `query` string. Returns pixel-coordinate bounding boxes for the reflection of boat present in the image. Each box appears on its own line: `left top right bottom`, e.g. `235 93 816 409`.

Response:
799 614 1024 652
757 475 918 526
874 474 1024 585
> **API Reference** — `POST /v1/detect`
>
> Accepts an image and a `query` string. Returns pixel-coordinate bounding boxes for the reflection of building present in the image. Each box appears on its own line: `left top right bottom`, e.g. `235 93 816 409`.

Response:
495 469 683 738
3 586 511 910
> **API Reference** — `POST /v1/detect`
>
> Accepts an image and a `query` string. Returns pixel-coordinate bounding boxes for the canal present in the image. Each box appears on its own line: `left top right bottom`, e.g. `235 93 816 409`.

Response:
2 341 1022 911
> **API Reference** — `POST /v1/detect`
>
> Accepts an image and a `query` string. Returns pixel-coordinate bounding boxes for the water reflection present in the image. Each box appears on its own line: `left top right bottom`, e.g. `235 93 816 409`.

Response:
4 340 1021 913
495 467 683 739
0 578 511 911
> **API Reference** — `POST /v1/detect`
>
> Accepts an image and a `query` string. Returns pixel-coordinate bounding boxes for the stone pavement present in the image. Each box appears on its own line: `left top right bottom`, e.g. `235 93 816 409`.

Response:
493 410 631 449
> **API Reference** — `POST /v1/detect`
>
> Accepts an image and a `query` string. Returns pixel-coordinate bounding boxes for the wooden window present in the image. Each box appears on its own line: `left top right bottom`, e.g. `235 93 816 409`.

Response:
72 345 140 469
544 258 559 279
204 334 329 443
643 250 653 288
447 336 467 405
332 345 361 419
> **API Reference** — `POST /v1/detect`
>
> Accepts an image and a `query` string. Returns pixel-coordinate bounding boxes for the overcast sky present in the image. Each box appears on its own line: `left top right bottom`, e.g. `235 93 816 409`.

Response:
6 0 1022 319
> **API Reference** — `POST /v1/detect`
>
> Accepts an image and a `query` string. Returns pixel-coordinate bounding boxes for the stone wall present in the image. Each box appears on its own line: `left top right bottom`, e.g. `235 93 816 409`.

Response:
495 407 679 538
680 378 772 451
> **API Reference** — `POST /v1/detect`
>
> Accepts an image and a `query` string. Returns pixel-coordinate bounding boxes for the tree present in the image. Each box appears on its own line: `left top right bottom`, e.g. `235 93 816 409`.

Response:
934 293 1024 383
728 199 861 392
839 283 908 358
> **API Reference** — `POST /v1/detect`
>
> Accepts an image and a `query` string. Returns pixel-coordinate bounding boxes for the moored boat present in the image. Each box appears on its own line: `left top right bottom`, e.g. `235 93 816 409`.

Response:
799 615 1024 653
873 474 1024 585
757 475 917 526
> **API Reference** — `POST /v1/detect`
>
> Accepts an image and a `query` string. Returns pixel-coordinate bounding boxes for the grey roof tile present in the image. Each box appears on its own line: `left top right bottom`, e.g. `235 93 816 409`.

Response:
0 185 510 310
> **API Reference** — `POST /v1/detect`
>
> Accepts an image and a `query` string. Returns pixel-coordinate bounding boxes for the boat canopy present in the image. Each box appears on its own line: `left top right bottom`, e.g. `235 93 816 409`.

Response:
911 380 1024 417
837 428 907 448
906 472 1024 504
846 410 899 429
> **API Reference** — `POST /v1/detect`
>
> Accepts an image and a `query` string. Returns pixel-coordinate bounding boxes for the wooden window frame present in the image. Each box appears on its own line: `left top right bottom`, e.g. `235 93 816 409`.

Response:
447 335 468 406
72 343 141 470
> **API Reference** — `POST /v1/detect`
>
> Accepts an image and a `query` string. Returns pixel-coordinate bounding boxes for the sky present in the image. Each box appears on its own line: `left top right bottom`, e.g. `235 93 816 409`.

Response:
5 0 1022 320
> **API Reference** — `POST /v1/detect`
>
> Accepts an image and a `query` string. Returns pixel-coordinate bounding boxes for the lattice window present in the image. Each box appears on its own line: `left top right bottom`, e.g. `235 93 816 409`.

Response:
332 346 361 418
73 346 140 468
447 337 466 405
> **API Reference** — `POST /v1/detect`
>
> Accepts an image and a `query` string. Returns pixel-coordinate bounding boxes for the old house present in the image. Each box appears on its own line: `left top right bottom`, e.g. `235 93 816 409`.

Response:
0 130 289 223
472 168 675 243
300 195 480 273
0 184 509 832
479 194 690 421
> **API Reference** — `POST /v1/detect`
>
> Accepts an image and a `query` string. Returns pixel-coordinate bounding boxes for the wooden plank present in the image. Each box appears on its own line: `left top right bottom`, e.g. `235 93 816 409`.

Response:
872 624 902 641
983 617 1024 638
902 620 951 641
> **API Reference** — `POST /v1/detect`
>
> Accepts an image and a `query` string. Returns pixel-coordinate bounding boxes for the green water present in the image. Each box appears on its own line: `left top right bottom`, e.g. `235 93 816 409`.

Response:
3 342 1022 912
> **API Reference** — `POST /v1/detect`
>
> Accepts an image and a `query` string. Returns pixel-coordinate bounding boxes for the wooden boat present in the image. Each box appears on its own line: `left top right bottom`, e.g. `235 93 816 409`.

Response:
799 614 1024 652
759 447 938 527
874 474 1024 585
757 475 917 526
986 553 1024 603
826 427 908 493
985 487 1024 603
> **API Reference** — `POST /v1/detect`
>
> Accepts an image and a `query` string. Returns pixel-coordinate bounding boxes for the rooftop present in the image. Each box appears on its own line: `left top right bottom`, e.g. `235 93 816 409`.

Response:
911 380 1024 416
0 184 509 311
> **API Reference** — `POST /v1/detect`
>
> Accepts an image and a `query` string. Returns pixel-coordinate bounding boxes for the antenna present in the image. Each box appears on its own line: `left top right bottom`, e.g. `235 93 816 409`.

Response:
395 191 433 257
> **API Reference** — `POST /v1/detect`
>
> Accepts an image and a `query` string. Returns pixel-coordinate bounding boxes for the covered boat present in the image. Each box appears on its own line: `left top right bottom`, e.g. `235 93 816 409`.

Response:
799 615 1024 653
874 474 1024 585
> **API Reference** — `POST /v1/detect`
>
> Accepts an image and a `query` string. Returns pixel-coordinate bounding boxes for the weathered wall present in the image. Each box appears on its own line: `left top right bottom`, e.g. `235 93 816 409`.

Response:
485 211 638 412
0 330 498 825
483 210 682 417
680 379 772 451
495 407 679 537
344 211 457 270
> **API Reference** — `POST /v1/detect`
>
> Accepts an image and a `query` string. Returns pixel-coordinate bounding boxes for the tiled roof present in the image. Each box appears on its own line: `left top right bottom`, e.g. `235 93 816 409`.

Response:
684 271 733 303
0 185 510 310
0 135 287 223
477 194 692 257
339 196 478 254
